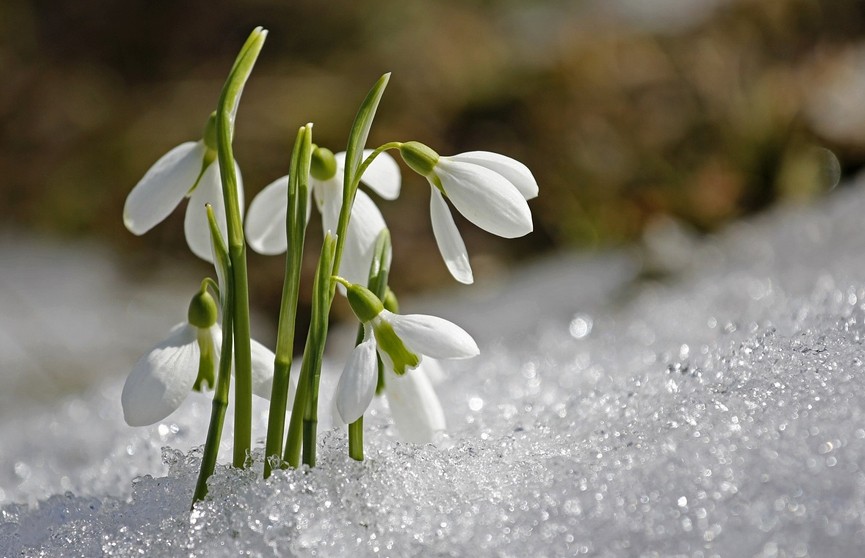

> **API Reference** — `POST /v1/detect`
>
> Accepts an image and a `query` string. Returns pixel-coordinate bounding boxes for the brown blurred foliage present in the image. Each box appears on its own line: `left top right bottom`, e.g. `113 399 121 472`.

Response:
1 0 865 326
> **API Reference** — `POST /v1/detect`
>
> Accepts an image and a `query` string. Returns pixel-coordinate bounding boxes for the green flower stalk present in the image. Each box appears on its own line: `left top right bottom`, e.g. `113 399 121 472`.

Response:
284 233 336 467
191 206 233 505
214 26 267 468
263 124 312 478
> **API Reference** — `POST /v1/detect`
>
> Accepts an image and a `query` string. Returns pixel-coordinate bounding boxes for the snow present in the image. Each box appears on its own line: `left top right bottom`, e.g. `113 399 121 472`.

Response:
5 175 865 556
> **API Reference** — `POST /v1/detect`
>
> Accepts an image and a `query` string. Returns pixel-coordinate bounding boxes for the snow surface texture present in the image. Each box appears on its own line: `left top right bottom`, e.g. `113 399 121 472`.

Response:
5 175 865 556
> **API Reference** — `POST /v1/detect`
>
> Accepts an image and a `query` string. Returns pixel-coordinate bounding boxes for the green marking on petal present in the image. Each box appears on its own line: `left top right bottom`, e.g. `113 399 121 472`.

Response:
193 328 216 392
373 319 420 375
188 148 216 196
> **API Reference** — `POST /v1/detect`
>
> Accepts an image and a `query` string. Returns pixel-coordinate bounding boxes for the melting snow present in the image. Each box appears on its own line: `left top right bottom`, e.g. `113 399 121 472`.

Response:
5 175 865 556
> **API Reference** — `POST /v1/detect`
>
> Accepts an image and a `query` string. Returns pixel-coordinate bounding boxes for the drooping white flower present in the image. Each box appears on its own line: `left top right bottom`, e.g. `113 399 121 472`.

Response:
121 289 275 427
399 142 538 284
245 147 400 286
333 281 478 427
123 114 243 263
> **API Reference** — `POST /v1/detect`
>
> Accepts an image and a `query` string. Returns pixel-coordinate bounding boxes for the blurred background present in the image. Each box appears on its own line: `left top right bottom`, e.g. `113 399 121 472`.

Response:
2 0 865 331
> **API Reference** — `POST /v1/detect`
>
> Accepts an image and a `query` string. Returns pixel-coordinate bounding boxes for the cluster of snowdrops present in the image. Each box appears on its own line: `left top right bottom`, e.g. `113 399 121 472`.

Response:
119 28 537 504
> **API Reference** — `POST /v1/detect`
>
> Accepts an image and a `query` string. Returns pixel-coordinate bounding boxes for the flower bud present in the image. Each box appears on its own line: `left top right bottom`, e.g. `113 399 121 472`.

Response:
398 141 439 177
345 282 384 323
187 288 219 329
310 146 338 181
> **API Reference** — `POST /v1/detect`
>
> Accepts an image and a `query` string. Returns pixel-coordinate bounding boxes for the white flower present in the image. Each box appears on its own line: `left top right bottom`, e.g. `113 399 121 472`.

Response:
121 321 275 427
383 359 446 444
334 304 478 426
400 143 538 284
123 139 243 263
245 148 400 286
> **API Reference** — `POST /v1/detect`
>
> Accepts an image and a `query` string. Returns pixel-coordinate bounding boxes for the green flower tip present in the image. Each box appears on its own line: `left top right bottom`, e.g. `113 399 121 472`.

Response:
187 288 218 329
398 141 439 177
342 280 384 323
193 330 216 392
310 146 337 181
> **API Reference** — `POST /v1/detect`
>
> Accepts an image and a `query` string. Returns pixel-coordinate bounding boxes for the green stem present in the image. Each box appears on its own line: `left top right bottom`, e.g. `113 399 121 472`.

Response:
300 234 336 467
348 417 363 461
229 248 253 468
264 125 312 477
354 142 401 191
191 204 234 506
215 27 267 468
284 336 312 467
191 290 234 506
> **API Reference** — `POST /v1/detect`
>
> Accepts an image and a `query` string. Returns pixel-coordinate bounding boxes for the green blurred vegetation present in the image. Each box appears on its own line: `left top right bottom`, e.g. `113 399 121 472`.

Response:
2 0 865 319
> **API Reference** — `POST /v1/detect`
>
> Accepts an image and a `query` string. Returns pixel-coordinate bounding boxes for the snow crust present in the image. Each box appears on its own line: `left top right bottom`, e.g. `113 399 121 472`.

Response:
6 176 865 556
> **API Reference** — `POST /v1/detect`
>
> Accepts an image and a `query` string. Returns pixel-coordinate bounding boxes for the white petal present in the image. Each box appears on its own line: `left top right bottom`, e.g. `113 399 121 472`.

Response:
335 339 379 424
250 337 277 400
419 357 446 385
121 323 200 426
386 311 479 360
335 150 401 200
339 190 388 286
124 141 206 235
360 150 401 200
330 395 346 428
436 158 533 238
245 176 289 255
313 177 344 238
451 151 538 200
430 188 473 284
184 162 244 262
384 366 445 444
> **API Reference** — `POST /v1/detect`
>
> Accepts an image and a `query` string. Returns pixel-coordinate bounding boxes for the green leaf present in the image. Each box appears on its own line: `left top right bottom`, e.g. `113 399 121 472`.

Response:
344 73 391 191
216 26 267 247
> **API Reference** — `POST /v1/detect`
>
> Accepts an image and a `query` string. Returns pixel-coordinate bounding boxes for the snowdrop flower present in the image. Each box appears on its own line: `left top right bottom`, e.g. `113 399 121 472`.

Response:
398 142 537 284
333 279 478 429
123 112 243 262
245 146 400 286
121 286 274 426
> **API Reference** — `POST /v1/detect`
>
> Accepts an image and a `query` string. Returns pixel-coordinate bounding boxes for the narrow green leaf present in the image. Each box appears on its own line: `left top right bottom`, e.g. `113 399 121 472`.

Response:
344 73 391 191
264 124 311 477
